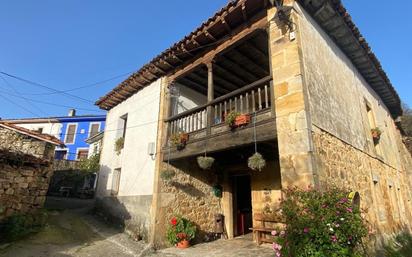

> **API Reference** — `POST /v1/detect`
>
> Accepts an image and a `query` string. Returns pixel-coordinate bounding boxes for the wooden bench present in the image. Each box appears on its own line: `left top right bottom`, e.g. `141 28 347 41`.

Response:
249 213 279 245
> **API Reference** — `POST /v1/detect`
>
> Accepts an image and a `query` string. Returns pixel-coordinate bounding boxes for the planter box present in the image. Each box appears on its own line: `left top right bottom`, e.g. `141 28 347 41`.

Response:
234 114 251 127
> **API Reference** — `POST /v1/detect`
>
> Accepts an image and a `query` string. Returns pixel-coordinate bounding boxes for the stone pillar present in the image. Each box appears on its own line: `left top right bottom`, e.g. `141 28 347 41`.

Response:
149 77 169 247
268 4 316 189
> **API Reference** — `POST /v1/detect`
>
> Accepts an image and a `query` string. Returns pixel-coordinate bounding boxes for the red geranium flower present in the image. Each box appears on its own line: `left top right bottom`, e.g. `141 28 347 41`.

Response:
171 217 177 226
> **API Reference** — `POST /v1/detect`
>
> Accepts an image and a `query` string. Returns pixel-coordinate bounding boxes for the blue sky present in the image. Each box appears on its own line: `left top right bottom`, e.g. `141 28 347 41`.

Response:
0 1 411 119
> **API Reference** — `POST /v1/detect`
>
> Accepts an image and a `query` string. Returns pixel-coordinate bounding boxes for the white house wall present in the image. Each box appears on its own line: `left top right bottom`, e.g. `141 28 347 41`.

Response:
96 78 162 240
14 122 62 138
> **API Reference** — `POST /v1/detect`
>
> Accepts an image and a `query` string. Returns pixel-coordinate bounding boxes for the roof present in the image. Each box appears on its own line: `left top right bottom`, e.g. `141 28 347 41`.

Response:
96 0 402 118
95 0 269 110
85 131 104 144
0 122 64 146
2 114 106 124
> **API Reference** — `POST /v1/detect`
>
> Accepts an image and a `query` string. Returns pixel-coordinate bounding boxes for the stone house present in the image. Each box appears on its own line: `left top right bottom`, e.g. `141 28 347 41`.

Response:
0 122 63 220
95 0 412 248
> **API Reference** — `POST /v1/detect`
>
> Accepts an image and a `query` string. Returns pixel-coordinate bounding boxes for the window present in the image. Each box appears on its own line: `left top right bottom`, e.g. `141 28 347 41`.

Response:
111 168 121 196
76 149 89 160
55 150 68 160
36 127 44 134
89 122 100 138
120 114 128 138
64 124 77 144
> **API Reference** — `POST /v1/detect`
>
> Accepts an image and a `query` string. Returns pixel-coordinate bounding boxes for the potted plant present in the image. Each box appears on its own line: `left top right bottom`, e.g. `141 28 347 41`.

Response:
114 137 124 155
225 111 251 129
234 113 251 127
160 169 176 182
197 156 215 170
166 216 196 248
170 132 189 150
371 127 382 143
212 184 223 198
248 152 266 171
225 111 239 129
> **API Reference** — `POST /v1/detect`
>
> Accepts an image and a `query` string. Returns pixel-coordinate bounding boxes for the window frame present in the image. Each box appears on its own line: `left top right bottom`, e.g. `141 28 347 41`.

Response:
75 147 89 161
88 122 101 138
64 123 78 145
111 168 121 196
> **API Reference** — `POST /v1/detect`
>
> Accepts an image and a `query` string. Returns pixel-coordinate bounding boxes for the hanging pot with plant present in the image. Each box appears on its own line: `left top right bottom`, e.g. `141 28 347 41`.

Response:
247 112 266 171
197 156 215 170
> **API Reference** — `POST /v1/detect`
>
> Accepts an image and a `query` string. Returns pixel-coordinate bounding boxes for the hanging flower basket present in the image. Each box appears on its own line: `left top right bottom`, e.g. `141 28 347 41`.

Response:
170 133 189 150
197 156 215 170
248 152 266 171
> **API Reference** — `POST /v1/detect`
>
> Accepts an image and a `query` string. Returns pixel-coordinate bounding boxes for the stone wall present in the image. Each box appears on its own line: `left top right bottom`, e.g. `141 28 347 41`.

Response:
0 126 55 161
312 127 412 247
0 152 53 221
0 125 56 221
154 159 221 247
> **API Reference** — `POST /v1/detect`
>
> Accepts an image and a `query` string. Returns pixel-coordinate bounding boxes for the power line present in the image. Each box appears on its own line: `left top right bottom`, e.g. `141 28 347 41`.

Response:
17 71 133 96
0 92 41 117
0 89 104 113
0 75 46 116
0 71 94 104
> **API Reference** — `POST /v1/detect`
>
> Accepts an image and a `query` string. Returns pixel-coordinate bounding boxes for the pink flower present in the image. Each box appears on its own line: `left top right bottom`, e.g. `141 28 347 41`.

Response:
321 204 328 208
339 198 348 203
331 235 338 243
303 228 309 233
271 230 278 236
346 207 353 213
272 243 282 251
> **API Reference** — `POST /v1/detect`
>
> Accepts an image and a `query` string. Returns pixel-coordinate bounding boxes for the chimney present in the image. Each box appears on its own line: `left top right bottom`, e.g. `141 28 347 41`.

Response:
68 109 76 117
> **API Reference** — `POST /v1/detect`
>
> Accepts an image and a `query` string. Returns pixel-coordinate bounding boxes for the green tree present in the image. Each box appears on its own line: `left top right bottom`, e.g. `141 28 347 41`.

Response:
78 152 101 173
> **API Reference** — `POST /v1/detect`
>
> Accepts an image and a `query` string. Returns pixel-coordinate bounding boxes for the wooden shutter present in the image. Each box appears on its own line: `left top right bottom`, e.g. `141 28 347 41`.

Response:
90 123 100 137
65 124 76 144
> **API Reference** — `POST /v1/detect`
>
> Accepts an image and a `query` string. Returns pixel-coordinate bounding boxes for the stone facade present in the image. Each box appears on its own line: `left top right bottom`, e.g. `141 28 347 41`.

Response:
153 160 221 247
0 126 57 221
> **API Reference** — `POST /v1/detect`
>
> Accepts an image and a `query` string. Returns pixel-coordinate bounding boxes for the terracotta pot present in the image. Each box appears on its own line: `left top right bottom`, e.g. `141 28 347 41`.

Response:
180 133 189 144
234 114 251 127
176 239 190 249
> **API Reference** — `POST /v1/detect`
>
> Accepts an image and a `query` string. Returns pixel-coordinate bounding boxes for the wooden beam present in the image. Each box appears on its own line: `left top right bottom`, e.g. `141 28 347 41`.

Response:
214 63 247 85
221 13 232 33
205 30 217 41
219 55 259 82
144 68 158 79
206 62 214 135
230 48 269 75
152 64 167 74
178 77 208 95
138 73 151 83
161 58 175 69
241 3 248 22
169 16 267 81
196 68 239 90
181 44 194 57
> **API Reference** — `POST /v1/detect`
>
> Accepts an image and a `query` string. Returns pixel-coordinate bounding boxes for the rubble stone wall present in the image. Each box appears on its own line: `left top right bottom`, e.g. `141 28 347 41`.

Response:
0 161 53 220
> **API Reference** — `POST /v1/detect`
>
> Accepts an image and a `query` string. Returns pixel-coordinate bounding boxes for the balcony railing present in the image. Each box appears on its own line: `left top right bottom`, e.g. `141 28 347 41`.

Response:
166 76 273 137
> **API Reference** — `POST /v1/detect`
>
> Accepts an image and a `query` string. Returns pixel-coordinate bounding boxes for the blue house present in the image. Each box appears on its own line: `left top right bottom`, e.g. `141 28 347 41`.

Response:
55 110 106 160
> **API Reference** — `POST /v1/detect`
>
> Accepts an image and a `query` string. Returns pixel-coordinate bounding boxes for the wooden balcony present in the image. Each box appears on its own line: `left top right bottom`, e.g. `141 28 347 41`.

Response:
163 76 276 161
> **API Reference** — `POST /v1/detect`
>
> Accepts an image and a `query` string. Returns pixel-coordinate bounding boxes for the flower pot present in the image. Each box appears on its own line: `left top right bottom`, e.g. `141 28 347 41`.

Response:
180 133 189 143
234 114 251 127
177 239 190 249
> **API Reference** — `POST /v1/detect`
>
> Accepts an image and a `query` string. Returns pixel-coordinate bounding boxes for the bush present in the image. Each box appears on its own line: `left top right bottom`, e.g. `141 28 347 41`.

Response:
166 215 196 246
79 152 101 173
383 231 412 257
272 186 368 257
0 210 48 242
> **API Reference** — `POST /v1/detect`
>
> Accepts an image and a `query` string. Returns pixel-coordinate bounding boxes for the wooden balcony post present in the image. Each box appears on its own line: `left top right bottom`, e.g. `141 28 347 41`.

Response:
206 61 214 135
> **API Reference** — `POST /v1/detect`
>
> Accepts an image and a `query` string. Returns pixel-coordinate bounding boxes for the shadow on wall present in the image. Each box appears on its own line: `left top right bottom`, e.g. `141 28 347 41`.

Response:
94 165 131 232
94 165 152 241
